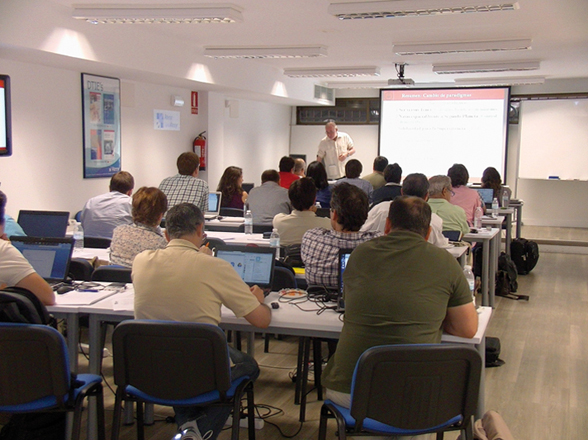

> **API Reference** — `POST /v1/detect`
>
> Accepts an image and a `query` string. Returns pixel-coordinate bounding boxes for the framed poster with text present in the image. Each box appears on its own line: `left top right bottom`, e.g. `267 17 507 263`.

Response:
81 73 121 178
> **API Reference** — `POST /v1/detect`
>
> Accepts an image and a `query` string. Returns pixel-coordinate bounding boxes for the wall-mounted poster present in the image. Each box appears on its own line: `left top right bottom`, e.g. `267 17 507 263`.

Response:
81 73 121 178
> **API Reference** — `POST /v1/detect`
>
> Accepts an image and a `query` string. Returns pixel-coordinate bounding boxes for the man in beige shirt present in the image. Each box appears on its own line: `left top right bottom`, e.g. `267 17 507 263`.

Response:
273 177 331 246
133 202 271 440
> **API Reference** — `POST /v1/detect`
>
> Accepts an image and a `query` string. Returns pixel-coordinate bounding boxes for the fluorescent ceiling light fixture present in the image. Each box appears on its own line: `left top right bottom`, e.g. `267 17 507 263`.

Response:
394 38 532 55
433 60 540 74
325 80 390 89
203 46 328 59
284 66 380 78
455 76 545 86
328 0 519 19
72 4 243 24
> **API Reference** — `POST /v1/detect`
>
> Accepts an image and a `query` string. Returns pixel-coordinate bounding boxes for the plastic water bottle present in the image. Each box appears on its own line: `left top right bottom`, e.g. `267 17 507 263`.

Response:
501 192 509 208
491 197 499 218
270 228 280 259
244 210 253 234
474 206 483 230
73 222 84 250
463 265 476 306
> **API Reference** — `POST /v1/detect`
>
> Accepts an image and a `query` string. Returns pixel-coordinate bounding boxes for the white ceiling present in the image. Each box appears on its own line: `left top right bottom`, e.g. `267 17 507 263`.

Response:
5 0 588 104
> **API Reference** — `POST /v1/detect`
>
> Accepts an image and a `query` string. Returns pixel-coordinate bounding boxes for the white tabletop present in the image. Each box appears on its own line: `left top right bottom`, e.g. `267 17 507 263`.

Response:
206 231 269 247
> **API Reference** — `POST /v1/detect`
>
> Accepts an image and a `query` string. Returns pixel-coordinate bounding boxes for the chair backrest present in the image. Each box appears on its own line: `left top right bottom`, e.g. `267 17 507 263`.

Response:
219 207 244 217
272 266 297 291
350 344 481 432
316 207 331 218
69 257 94 281
112 320 233 402
84 236 112 249
442 230 463 242
252 224 273 234
91 265 132 283
203 237 226 251
0 323 70 408
0 288 51 325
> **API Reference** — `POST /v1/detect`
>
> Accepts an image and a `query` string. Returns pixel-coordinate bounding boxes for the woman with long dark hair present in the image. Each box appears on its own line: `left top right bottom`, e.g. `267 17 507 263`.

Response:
217 166 248 210
306 161 332 209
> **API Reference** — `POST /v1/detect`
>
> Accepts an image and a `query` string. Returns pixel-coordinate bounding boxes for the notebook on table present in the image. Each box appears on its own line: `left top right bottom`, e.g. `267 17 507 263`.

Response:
214 245 276 291
10 236 74 288
204 192 222 220
336 249 353 313
17 210 70 238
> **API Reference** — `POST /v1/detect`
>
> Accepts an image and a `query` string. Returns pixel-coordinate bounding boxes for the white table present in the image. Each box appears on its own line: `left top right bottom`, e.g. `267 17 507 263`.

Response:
206 230 269 247
463 227 500 308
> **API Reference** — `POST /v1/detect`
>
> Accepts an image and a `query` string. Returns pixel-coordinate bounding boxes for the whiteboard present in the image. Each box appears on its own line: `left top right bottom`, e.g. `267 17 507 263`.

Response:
519 99 588 180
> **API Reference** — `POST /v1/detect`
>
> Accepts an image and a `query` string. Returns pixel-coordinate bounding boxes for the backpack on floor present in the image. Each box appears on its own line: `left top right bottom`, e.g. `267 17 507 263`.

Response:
485 336 505 368
510 238 539 275
0 288 66 440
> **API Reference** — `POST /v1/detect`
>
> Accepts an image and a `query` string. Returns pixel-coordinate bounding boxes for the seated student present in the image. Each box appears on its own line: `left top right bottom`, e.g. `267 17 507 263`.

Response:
447 163 484 226
361 156 388 191
2 192 26 238
370 162 402 207
482 166 511 206
293 158 306 178
278 156 300 190
217 166 248 210
362 173 449 248
81 171 134 239
427 175 470 236
0 191 55 306
159 152 209 214
306 161 332 209
247 170 291 225
302 183 381 289
110 187 168 268
273 178 331 246
322 196 477 406
334 159 373 200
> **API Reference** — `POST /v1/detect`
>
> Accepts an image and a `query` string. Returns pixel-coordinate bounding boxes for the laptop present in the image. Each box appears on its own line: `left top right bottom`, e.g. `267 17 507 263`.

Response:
17 210 70 238
204 192 222 220
10 236 74 287
475 188 494 206
336 249 353 313
214 245 276 291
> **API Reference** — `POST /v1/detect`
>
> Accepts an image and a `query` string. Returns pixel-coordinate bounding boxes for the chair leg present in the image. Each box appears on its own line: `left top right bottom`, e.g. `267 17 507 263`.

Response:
264 334 270 353
436 432 444 440
247 383 256 440
299 337 311 422
231 393 241 440
111 388 125 440
95 385 106 440
318 405 329 440
136 401 145 440
313 338 323 400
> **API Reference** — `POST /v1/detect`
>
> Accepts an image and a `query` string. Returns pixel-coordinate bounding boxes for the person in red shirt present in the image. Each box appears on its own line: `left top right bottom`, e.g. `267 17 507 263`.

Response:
278 156 300 190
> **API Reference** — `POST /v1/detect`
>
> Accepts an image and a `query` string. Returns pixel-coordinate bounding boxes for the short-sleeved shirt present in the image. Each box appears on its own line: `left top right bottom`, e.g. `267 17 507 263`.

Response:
362 172 386 191
451 186 484 226
272 210 332 246
159 174 209 213
334 178 373 199
322 231 473 394
0 240 35 287
247 182 291 225
301 228 381 288
428 198 470 235
317 132 354 180
133 239 261 325
110 223 167 268
278 172 300 190
81 191 133 239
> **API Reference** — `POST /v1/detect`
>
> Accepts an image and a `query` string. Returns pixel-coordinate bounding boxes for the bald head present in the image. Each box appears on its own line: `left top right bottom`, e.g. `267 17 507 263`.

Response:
387 196 432 238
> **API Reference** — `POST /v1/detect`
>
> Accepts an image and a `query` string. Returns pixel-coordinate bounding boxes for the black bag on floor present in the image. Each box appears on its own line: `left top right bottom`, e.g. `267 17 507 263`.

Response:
510 238 539 275
485 336 505 368
498 252 518 293
0 288 66 440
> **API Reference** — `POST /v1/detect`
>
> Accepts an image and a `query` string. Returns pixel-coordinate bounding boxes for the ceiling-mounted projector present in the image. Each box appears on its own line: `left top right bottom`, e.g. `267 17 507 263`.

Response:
388 78 415 85
389 63 414 85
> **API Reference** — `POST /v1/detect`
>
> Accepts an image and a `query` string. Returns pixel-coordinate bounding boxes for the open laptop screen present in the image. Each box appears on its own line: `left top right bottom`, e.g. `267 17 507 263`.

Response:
214 245 275 289
10 236 74 283
17 210 70 238
475 188 494 205
208 192 221 214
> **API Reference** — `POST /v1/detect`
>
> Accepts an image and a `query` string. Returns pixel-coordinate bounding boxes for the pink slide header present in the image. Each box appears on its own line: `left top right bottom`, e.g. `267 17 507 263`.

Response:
382 88 506 101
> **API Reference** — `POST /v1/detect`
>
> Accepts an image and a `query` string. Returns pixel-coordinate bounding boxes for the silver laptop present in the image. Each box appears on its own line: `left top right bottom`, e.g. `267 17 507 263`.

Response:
214 245 276 290
204 192 222 220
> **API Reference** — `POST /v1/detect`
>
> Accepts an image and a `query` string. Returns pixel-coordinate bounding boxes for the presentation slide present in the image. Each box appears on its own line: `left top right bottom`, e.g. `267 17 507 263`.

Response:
0 80 6 150
379 87 509 181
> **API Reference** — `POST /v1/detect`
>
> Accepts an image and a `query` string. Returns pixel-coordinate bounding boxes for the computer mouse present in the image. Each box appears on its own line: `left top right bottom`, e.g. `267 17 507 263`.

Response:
56 285 75 295
271 302 280 309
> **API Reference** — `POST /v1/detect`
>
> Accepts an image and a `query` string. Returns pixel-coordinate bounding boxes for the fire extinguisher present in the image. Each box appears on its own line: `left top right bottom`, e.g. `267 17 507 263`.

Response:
193 131 206 171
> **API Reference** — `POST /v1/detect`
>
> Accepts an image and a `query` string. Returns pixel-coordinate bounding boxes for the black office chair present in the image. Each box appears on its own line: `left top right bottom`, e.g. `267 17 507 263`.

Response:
111 320 256 440
0 323 105 440
69 257 94 281
220 207 244 217
91 265 132 283
252 224 273 234
318 344 481 440
84 236 112 249
203 237 226 251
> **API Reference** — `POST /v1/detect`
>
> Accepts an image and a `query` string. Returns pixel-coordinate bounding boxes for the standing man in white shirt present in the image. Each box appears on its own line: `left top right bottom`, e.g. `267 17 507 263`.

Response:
81 171 134 239
317 121 356 180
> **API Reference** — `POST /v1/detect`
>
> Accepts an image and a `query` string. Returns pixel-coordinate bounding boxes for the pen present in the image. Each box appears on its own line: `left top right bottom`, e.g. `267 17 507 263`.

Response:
79 289 99 292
